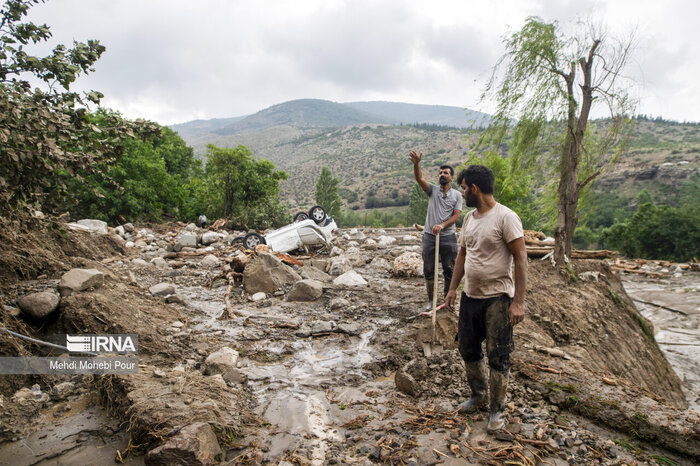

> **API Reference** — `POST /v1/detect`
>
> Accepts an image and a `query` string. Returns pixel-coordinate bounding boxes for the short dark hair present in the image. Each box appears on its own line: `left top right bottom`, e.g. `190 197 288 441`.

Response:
439 164 454 176
456 165 495 194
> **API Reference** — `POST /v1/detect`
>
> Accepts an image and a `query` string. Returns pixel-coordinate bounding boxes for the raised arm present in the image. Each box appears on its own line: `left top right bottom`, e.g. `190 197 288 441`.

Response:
409 150 429 193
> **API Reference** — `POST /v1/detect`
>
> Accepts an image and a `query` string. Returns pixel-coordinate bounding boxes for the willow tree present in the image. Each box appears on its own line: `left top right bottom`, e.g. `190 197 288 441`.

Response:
480 17 635 265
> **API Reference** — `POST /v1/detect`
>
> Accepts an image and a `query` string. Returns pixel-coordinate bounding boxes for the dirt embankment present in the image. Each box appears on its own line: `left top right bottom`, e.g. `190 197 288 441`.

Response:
1 219 697 464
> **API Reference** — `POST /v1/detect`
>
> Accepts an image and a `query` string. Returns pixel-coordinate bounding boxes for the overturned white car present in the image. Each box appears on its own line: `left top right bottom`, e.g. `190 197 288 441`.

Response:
236 205 338 253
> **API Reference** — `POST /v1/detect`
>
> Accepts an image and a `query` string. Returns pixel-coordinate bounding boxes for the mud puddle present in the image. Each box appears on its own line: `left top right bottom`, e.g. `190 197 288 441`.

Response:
0 402 140 466
622 273 700 411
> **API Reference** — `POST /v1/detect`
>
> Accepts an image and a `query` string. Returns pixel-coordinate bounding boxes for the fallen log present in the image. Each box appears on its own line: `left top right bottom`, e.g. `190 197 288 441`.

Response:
610 266 669 277
526 247 618 259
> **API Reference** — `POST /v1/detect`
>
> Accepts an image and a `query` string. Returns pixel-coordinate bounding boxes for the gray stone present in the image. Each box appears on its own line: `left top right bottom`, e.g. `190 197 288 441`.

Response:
18 291 60 319
132 258 149 267
114 225 126 237
149 283 176 297
336 323 362 335
330 246 344 257
51 381 76 401
178 232 198 248
370 256 391 271
76 219 108 234
288 279 323 301
221 367 248 385
311 321 334 334
395 368 419 397
185 223 197 231
363 239 377 250
299 266 331 282
333 270 368 287
329 297 350 310
376 235 396 247
251 292 267 302
123 222 134 232
201 231 220 246
204 347 239 375
165 295 188 305
294 326 312 338
151 257 167 268
144 422 222 466
58 268 104 297
328 256 352 276
243 252 301 294
392 252 423 277
200 254 220 268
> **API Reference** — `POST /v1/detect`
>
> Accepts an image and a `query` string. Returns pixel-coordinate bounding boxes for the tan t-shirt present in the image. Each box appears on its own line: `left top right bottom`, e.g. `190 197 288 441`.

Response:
458 203 524 298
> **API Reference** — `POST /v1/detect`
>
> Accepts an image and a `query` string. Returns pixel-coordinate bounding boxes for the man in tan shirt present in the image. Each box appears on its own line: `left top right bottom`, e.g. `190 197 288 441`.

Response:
445 165 528 433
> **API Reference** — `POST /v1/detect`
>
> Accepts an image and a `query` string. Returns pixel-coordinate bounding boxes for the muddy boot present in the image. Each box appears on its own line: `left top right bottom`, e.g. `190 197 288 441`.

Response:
424 279 434 311
457 360 488 413
486 369 509 433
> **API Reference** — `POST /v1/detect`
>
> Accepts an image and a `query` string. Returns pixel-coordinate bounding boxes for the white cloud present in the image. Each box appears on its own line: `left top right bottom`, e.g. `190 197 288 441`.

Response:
21 0 700 123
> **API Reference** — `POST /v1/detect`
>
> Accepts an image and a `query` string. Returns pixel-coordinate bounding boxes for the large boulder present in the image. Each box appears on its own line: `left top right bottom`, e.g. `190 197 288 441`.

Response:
328 256 352 276
204 347 239 375
58 268 104 297
333 270 368 287
145 422 222 466
76 219 108 234
376 235 397 247
200 231 220 246
243 252 301 294
299 265 332 282
287 279 323 301
177 232 198 249
200 254 220 268
18 291 60 319
149 283 177 297
392 252 424 277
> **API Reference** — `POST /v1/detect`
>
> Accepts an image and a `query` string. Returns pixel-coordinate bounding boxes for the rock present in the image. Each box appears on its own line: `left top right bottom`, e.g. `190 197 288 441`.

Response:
201 231 220 246
151 257 167 268
348 229 366 240
328 256 352 276
369 256 391 271
251 292 267 302
204 347 239 375
330 246 344 257
288 279 323 301
363 239 377 250
395 368 419 397
165 295 188 305
299 266 331 282
171 321 185 328
330 298 350 310
114 225 126 237
12 387 48 405
578 271 602 282
311 321 334 334
149 283 176 297
76 219 108 234
123 222 135 232
51 381 76 401
392 252 423 277
221 367 248 385
58 268 104 297
333 270 368 287
132 258 149 267
243 252 301 294
402 235 417 242
336 323 362 335
18 291 60 319
295 326 312 338
145 422 222 466
185 223 197 231
177 232 198 248
125 241 135 248
200 254 220 268
376 235 397 247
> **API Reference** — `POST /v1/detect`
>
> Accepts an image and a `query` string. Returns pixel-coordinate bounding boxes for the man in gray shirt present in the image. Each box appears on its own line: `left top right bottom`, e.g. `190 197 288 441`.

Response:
409 150 463 308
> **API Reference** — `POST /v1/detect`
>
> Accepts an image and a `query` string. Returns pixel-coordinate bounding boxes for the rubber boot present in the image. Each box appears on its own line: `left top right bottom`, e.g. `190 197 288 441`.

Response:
424 279 434 311
457 359 488 413
486 369 509 433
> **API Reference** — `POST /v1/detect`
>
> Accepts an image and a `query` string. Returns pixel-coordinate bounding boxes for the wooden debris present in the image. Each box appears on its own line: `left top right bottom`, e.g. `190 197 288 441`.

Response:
534 346 571 360
274 252 304 267
209 218 227 230
526 247 618 259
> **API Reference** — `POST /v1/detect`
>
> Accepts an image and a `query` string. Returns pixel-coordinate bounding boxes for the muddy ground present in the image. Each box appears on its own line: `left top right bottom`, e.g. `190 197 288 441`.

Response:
0 219 699 465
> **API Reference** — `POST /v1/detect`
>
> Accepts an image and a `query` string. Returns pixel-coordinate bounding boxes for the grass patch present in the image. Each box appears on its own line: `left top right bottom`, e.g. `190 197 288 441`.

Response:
545 381 578 392
613 438 640 454
652 455 678 466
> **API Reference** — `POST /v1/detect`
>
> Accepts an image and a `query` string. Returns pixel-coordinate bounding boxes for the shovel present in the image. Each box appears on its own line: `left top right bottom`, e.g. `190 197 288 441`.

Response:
422 233 444 357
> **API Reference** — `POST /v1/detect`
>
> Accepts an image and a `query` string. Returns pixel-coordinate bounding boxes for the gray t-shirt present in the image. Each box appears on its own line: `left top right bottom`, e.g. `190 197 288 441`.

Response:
424 184 463 236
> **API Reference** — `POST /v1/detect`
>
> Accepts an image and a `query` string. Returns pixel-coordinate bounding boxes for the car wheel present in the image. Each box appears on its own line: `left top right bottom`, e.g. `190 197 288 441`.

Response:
243 232 265 250
294 212 309 222
231 235 244 246
308 205 327 224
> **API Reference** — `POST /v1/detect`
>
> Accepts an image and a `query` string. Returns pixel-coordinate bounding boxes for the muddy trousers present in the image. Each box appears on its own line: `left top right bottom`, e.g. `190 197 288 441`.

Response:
422 232 458 299
457 292 514 373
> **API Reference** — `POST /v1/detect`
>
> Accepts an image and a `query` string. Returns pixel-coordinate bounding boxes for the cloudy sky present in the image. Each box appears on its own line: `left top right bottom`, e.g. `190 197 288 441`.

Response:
24 0 700 125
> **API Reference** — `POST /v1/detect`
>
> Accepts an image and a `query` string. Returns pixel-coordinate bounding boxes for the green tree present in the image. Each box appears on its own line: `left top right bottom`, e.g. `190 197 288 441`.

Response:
462 150 540 229
314 166 342 218
407 182 428 225
203 144 289 229
480 17 635 265
0 0 158 213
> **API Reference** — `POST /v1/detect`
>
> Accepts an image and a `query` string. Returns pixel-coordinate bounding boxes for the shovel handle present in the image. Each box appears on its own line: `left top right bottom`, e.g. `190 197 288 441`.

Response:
432 234 439 341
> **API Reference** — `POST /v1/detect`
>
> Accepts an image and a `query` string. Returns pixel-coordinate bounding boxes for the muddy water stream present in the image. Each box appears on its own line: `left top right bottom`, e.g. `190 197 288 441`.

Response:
621 273 700 412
